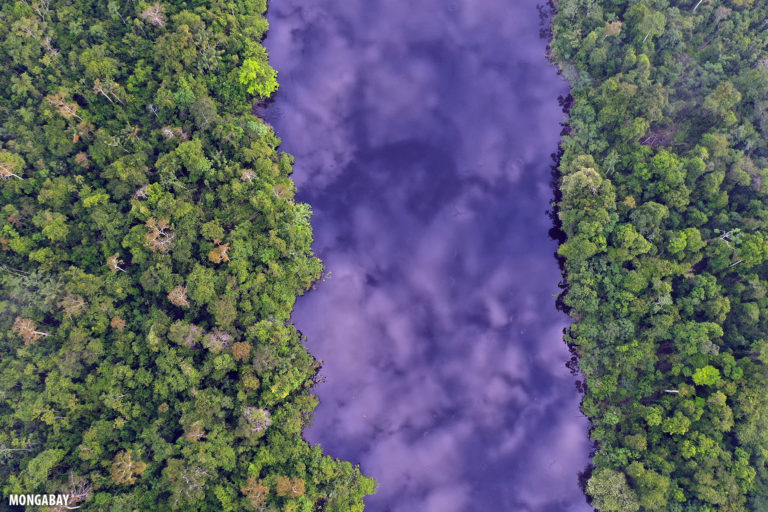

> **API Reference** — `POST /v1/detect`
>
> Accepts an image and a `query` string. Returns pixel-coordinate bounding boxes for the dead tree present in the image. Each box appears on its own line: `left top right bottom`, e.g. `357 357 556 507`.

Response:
12 317 50 345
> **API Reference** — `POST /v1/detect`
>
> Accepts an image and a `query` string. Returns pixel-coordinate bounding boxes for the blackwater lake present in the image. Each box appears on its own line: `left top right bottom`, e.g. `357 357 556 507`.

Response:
263 1 593 510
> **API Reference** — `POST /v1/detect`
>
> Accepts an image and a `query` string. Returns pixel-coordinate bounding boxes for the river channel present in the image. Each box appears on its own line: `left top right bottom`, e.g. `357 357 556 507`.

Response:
263 1 592 510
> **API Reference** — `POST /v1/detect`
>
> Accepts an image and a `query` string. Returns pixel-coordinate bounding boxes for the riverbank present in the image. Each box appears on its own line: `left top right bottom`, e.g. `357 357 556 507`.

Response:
551 1 768 509
0 1 372 510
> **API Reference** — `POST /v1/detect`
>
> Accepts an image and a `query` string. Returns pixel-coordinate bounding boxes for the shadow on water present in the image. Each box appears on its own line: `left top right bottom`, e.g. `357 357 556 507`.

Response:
540 0 597 499
262 0 594 510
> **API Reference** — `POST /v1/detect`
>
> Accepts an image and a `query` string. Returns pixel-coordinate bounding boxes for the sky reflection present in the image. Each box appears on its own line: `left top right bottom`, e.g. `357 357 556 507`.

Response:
264 0 593 510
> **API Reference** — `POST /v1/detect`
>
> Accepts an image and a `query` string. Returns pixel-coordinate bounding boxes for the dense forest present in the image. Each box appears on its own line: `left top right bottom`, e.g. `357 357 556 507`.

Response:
0 1 374 510
552 0 768 510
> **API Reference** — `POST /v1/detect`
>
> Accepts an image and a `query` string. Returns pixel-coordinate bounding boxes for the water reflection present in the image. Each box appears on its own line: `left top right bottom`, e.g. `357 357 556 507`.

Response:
264 0 592 510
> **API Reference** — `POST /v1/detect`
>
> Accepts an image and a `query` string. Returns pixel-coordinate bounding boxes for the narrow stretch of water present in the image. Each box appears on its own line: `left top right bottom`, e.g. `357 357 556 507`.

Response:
263 1 592 510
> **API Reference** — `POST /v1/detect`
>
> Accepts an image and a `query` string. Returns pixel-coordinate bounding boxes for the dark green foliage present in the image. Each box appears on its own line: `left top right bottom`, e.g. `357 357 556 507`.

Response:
552 0 768 510
0 1 374 510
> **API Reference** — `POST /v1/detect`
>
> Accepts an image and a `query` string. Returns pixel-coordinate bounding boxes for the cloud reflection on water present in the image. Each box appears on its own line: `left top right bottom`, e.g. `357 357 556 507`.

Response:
264 0 593 510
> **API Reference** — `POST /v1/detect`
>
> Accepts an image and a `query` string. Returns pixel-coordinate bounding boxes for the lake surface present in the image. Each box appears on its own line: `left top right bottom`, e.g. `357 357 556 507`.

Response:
263 1 592 510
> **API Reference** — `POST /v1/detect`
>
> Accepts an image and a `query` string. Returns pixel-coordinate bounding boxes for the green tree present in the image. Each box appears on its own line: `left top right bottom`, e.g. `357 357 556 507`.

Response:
693 365 721 387
239 58 278 99
586 468 640 512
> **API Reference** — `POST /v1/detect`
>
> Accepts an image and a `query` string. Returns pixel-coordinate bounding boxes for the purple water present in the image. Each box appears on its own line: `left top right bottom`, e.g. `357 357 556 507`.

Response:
263 1 592 510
